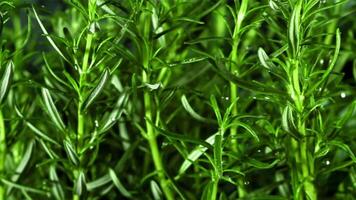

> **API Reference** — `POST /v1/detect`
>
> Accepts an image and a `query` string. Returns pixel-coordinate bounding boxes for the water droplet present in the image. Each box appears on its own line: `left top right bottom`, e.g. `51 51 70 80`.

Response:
244 180 250 185
111 117 116 122
89 146 94 150
264 97 270 100
319 59 324 65
257 149 262 153
252 96 257 100
318 87 322 92
94 120 99 127
325 160 330 165
321 0 326 4
340 92 346 98
225 96 230 101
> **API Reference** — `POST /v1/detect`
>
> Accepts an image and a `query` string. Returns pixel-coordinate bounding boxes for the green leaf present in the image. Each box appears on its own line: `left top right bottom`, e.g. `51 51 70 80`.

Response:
210 95 222 126
246 158 280 169
63 71 80 93
49 165 65 200
288 0 302 57
74 170 86 196
258 48 272 70
82 68 110 110
0 61 14 105
176 133 217 179
1 179 48 195
226 121 260 142
0 14 3 36
42 88 66 132
150 121 213 149
11 140 35 182
176 17 204 24
63 140 79 166
353 61 356 82
334 100 356 128
87 175 111 191
32 6 70 63
98 91 129 134
328 140 356 162
26 122 60 146
150 180 162 200
306 29 341 95
108 168 132 198
208 58 284 96
181 95 214 123
201 181 214 200
42 53 70 88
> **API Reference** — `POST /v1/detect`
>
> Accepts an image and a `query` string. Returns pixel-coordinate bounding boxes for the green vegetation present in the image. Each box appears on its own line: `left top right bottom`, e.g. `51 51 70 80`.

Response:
0 0 355 199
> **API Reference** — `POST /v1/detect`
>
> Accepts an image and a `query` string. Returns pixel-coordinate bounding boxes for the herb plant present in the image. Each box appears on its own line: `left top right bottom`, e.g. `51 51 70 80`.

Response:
0 0 355 200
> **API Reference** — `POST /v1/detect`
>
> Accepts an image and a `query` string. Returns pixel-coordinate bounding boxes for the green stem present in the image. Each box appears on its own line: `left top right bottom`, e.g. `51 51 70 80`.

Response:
142 71 174 200
229 1 249 197
82 33 93 78
77 23 94 148
0 110 6 200
299 120 317 200
290 60 317 200
229 0 249 151
74 14 94 200
211 177 219 200
77 108 84 148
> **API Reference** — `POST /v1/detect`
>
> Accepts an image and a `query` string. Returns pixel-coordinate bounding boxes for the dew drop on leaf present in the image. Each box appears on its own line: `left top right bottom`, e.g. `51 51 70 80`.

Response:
340 92 346 98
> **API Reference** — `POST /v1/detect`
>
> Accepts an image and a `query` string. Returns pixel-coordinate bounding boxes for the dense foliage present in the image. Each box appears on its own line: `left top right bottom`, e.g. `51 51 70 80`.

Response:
0 0 355 199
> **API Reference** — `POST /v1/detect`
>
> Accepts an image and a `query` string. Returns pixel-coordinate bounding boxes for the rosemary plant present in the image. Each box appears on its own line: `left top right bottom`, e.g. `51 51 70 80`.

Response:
0 0 355 199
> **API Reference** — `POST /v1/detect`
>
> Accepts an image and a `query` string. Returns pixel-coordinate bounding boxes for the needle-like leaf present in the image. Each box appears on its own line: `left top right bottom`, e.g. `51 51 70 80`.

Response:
0 61 13 105
41 88 66 132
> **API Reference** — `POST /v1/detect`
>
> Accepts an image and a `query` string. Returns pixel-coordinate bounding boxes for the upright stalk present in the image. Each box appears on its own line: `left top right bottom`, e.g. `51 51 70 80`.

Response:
77 32 93 149
229 0 248 152
211 176 219 200
290 61 316 200
142 71 174 200
287 1 317 197
229 0 248 197
139 3 174 199
0 110 5 200
73 2 96 200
